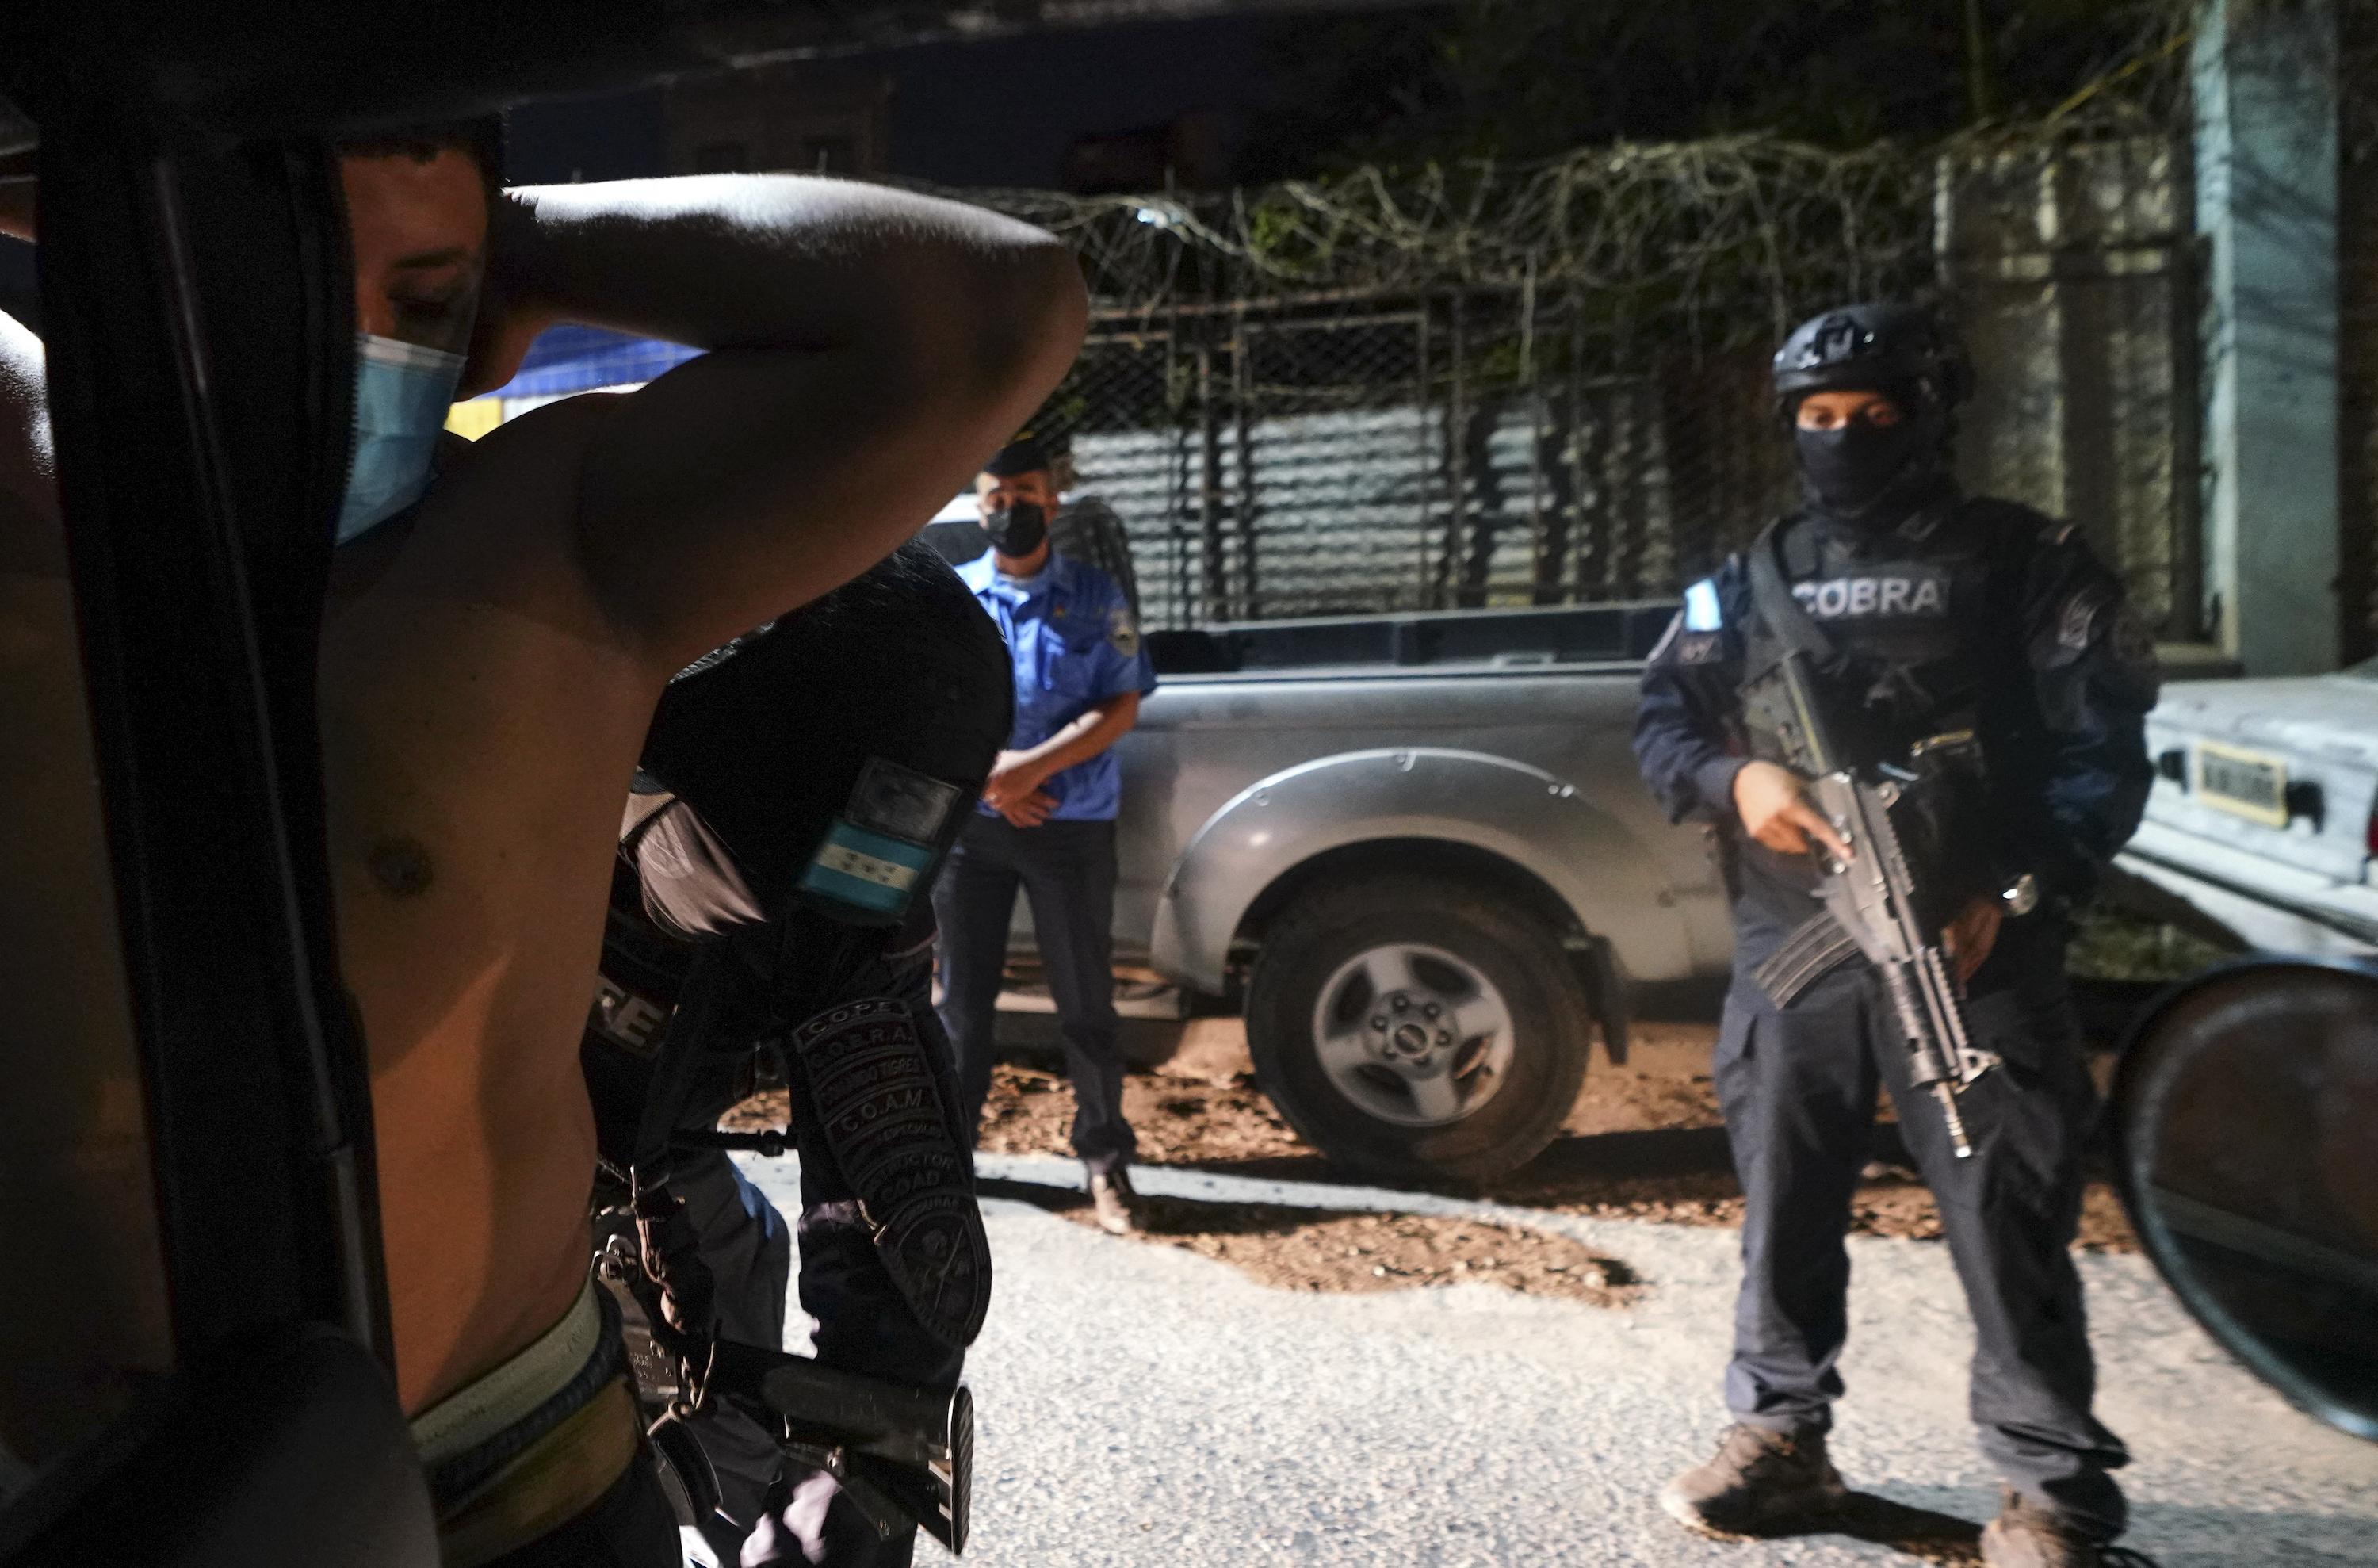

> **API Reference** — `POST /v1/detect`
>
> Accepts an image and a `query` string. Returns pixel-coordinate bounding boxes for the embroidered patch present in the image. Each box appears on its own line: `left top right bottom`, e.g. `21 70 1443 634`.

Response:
847 757 961 846
790 997 989 1348
798 759 962 922
2057 587 2108 652
1674 632 1723 665
1107 606 1141 659
1791 571 1949 619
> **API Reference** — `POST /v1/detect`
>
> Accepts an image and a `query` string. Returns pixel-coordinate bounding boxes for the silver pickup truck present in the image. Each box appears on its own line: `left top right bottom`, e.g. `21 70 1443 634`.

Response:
977 580 1726 1184
1123 608 1726 1183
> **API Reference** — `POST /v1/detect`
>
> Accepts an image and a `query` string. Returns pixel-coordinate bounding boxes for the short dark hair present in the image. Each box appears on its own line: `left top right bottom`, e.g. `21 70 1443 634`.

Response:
335 114 507 194
981 432 1053 479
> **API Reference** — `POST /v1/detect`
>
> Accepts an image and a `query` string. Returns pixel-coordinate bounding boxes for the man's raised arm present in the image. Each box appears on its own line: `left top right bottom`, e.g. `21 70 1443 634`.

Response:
480 175 1088 668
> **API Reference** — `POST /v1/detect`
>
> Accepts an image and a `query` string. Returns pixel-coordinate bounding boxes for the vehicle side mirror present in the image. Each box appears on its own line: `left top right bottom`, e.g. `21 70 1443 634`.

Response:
2109 957 2378 1444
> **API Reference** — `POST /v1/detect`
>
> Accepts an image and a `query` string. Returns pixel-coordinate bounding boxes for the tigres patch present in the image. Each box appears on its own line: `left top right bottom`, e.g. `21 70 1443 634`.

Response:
789 997 990 1348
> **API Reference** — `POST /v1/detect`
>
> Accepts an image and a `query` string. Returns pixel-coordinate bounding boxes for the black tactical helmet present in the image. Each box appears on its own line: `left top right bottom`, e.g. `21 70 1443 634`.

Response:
1771 302 1971 426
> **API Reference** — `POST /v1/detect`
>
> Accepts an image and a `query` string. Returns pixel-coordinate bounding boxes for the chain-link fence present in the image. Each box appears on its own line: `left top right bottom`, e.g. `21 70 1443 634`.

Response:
1029 133 2197 635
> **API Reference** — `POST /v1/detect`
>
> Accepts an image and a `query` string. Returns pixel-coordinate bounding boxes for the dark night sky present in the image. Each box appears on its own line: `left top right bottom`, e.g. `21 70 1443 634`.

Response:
507 14 1274 189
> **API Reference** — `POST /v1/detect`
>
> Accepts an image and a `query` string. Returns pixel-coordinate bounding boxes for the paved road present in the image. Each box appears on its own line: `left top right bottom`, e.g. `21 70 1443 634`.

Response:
735 1155 2375 1568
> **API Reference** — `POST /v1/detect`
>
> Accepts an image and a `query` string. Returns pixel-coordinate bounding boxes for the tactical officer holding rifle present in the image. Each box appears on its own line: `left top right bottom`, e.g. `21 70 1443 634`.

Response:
1633 304 2159 1568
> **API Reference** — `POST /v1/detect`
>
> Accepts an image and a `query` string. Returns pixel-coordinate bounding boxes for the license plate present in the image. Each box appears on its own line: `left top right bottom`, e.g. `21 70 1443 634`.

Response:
2193 740 2289 827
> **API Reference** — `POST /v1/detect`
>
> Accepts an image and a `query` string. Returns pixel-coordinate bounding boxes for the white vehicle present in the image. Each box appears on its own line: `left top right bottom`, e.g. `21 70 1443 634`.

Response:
2116 660 2378 957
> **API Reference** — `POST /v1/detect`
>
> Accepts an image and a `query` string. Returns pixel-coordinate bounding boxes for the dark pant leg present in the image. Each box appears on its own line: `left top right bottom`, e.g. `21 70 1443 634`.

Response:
1011 818 1134 1173
1880 923 2128 1539
1715 917 1882 1436
932 815 1021 1140
667 1147 796 1556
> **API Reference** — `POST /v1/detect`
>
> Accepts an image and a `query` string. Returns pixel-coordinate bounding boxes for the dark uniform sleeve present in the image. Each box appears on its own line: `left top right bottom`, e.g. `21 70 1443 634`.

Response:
2017 523 2160 897
1633 557 1753 824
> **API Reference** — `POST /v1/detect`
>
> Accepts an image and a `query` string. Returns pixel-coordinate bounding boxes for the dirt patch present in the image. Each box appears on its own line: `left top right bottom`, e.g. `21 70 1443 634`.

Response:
723 1015 2136 1287
950 1019 2138 1254
1046 1195 1639 1306
978 1062 1310 1165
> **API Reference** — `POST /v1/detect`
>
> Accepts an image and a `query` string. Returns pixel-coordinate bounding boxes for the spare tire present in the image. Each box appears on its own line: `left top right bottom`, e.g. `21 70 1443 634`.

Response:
1245 872 1592 1184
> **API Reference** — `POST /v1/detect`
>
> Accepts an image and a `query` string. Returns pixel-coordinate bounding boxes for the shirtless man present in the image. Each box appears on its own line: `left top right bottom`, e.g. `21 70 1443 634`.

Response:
0 129 1084 1558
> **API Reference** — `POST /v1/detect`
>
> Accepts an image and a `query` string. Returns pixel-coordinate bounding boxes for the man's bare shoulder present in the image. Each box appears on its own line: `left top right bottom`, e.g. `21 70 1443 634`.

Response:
332 390 636 648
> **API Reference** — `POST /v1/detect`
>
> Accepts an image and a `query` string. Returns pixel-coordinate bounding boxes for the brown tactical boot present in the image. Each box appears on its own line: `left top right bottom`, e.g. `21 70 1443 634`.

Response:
1088 1166 1140 1235
1659 1423 1847 1539
1982 1490 2154 1567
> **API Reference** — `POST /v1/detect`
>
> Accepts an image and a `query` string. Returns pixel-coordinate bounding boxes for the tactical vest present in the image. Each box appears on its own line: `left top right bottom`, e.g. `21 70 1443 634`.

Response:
1738 496 2025 772
1731 495 2054 931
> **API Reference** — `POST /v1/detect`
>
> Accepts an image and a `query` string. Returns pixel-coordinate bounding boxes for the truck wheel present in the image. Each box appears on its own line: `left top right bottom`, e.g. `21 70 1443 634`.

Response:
1245 874 1592 1184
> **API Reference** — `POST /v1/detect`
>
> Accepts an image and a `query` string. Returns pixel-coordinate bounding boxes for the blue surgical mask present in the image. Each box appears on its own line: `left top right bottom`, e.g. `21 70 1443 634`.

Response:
337 333 466 545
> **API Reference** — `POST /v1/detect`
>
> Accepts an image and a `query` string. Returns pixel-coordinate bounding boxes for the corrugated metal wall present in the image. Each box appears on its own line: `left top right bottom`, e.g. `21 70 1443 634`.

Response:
1053 136 2201 636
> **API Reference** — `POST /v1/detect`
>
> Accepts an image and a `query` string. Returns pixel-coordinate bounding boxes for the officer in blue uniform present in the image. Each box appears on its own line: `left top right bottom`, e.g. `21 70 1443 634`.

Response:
936 434 1158 1234
1634 305 2158 1568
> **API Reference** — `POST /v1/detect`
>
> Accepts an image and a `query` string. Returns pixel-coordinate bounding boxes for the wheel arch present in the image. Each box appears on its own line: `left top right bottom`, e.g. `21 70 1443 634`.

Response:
1150 748 1680 1063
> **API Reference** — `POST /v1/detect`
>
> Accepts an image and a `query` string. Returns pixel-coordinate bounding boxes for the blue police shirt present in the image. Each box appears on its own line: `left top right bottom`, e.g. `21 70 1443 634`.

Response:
960 550 1157 822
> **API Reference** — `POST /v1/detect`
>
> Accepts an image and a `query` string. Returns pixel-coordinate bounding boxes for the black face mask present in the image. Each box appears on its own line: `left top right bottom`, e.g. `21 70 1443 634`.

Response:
1795 421 1925 519
981 500 1048 558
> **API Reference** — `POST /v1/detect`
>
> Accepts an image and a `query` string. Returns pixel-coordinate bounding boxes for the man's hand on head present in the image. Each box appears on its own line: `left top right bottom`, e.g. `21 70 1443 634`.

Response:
474 174 1087 670
1732 760 1853 862
457 194 555 399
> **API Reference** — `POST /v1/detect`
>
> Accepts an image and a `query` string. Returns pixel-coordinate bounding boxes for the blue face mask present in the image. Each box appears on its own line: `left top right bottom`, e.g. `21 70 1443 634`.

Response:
337 333 467 545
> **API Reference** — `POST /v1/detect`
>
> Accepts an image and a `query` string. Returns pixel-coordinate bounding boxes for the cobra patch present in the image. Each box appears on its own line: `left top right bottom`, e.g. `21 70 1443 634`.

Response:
1107 606 1141 659
789 996 989 1348
1791 571 1948 620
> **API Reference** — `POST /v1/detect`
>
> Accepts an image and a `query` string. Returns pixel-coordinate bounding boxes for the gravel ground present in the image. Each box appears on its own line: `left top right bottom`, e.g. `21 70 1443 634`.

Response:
731 1153 2377 1568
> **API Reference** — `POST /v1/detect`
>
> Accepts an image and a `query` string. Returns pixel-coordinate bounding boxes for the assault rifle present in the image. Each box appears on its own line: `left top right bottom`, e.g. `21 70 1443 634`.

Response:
1745 649 2002 1157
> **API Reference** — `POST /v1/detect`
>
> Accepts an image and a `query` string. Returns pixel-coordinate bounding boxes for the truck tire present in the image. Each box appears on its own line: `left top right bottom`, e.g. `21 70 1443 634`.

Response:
1245 873 1592 1184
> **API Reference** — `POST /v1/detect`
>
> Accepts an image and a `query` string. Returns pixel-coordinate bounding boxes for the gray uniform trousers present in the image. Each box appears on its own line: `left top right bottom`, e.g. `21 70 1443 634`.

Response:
1717 899 2130 1539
